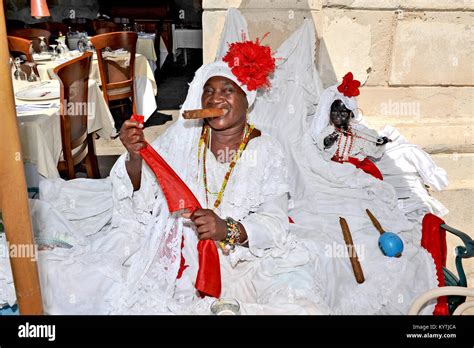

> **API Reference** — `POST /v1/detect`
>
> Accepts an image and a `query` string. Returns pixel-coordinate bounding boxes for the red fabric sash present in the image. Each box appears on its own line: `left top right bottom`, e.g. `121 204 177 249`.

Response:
130 115 221 298
421 213 449 315
332 156 384 180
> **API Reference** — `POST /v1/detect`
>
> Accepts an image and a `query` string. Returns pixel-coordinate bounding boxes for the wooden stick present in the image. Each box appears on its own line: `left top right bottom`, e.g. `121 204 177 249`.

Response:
0 2 43 314
182 108 227 119
366 209 385 235
339 217 365 284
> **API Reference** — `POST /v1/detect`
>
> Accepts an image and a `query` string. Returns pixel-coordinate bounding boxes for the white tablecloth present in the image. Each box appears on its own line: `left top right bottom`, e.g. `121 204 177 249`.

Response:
68 34 168 71
35 52 157 119
136 34 169 70
14 79 115 179
172 28 203 55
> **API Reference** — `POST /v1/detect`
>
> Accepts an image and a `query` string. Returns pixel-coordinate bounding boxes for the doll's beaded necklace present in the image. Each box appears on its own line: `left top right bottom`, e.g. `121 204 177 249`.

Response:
334 126 354 162
335 126 382 144
198 123 255 209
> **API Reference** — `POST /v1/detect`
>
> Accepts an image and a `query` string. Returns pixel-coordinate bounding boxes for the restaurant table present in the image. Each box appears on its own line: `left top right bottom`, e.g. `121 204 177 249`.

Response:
172 26 202 65
34 51 157 119
13 79 115 180
136 33 168 71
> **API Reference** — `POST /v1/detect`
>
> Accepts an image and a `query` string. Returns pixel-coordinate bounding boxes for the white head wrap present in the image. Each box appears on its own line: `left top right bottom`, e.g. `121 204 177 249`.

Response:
310 84 362 140
156 60 258 185
191 60 257 109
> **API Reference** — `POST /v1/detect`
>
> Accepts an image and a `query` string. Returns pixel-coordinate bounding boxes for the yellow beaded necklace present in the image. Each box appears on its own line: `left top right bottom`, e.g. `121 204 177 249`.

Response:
198 123 255 209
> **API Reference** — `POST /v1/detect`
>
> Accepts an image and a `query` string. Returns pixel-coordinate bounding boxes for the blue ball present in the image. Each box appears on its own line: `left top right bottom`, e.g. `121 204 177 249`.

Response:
378 232 404 257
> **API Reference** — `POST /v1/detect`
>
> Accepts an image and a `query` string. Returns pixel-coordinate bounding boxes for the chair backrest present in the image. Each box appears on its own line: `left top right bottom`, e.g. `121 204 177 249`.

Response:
7 36 33 62
7 36 38 76
409 286 474 315
90 32 137 113
8 28 51 53
53 52 93 178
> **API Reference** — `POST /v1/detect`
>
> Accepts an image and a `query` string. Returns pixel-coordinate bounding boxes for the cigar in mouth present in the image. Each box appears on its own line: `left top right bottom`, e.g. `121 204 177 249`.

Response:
182 108 228 119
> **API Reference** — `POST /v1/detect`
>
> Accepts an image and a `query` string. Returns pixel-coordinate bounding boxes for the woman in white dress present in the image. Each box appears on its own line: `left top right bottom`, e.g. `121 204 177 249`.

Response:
36 40 328 315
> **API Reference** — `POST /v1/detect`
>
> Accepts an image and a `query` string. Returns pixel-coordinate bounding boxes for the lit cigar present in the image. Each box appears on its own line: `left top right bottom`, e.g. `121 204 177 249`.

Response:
182 108 228 119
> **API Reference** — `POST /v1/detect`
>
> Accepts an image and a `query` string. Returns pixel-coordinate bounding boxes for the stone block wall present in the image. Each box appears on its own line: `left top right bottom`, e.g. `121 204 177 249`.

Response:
202 0 473 154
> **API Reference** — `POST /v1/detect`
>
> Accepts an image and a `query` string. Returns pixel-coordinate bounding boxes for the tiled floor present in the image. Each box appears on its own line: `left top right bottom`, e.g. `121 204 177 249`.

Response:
156 49 203 110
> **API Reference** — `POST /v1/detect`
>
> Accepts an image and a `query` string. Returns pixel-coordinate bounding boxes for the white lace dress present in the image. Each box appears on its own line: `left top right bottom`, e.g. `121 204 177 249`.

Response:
37 132 328 315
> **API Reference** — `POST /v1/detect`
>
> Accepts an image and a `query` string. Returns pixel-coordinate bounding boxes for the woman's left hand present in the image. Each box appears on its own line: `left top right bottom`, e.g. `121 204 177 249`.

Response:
182 209 227 241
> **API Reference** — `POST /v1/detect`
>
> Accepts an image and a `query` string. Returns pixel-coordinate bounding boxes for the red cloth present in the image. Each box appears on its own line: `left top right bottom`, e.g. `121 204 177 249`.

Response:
176 235 188 279
421 213 449 315
332 156 384 180
130 115 221 298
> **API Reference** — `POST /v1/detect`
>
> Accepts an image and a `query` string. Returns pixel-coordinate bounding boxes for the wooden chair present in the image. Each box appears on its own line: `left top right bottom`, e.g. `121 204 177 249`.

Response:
8 28 51 53
90 32 138 123
53 52 100 179
7 36 39 76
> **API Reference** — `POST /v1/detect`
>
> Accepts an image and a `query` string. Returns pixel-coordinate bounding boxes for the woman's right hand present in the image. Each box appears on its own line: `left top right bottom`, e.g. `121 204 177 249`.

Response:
119 120 146 161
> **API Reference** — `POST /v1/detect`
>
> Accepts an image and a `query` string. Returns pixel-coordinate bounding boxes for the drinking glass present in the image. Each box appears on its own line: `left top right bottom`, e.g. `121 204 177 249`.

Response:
210 298 241 315
38 36 48 54
13 57 27 81
49 44 58 58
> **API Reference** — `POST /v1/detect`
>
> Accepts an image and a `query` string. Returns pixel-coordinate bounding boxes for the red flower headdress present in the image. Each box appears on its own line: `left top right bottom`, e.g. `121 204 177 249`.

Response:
222 33 276 91
337 72 361 97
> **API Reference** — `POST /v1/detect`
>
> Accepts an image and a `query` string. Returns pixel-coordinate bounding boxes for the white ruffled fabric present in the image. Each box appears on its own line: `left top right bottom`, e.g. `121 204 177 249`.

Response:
375 126 449 226
238 11 441 313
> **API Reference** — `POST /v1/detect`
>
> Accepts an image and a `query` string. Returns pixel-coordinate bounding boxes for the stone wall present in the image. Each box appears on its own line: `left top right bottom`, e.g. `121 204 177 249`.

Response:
202 0 473 153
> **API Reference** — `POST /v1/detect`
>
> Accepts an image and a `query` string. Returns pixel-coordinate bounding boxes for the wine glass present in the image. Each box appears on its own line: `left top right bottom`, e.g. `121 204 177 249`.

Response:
9 57 14 76
49 44 58 59
13 57 27 81
56 39 66 58
86 37 94 52
38 36 48 54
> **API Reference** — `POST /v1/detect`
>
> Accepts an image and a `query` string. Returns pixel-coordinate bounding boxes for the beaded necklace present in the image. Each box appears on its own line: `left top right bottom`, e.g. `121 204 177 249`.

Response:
336 127 381 144
334 126 354 162
198 123 254 209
